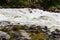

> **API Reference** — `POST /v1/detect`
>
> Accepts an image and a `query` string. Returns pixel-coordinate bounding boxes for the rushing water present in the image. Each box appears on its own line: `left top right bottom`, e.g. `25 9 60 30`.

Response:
0 8 60 31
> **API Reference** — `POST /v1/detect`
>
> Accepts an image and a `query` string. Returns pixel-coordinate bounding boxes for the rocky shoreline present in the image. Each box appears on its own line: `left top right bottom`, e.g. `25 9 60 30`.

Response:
0 21 60 40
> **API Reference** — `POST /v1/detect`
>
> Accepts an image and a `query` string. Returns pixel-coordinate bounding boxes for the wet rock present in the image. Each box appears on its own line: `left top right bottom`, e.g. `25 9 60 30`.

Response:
11 31 21 40
49 29 60 40
19 30 31 40
0 31 10 40
0 21 11 29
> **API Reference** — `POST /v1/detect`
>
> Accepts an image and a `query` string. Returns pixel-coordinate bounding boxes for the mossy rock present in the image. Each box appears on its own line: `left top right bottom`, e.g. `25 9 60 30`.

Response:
30 32 47 40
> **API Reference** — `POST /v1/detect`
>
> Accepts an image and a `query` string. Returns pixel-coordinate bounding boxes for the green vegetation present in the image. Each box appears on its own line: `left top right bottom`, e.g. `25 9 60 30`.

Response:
0 0 60 12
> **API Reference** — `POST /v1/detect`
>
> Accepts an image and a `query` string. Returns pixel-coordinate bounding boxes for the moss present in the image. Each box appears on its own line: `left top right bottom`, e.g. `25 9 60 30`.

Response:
48 6 57 11
30 32 47 40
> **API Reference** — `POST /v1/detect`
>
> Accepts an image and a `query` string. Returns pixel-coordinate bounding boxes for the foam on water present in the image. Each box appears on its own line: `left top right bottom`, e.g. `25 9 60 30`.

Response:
0 8 60 31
